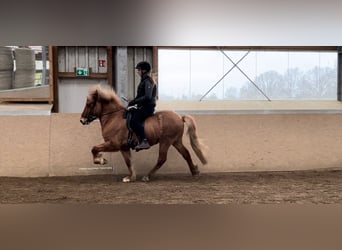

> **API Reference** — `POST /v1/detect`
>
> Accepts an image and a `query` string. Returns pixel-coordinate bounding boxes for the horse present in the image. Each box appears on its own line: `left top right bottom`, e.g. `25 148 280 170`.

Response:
80 85 208 182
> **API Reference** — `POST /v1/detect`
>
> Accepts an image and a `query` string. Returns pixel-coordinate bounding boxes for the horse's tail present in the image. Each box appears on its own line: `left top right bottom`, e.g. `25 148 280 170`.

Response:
182 115 208 165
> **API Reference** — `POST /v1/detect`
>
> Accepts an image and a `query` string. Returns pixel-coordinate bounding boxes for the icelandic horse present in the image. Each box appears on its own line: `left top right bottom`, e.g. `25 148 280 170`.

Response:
80 85 207 182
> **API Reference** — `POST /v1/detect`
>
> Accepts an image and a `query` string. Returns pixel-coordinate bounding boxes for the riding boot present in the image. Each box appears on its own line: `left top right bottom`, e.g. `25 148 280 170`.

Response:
135 138 151 151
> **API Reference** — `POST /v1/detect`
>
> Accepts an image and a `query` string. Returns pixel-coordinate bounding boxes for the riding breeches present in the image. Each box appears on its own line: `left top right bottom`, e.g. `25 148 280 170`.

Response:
130 107 154 140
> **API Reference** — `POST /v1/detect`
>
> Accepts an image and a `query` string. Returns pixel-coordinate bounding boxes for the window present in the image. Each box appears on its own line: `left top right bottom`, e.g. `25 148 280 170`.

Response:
158 48 338 109
0 46 51 101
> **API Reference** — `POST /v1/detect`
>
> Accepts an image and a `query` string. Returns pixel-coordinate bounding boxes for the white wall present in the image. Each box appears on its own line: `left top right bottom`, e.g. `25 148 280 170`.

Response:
58 79 108 113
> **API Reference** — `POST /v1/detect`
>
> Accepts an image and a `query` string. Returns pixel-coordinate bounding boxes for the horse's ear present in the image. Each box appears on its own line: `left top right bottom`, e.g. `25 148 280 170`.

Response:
92 89 99 102
94 85 103 101
96 88 104 101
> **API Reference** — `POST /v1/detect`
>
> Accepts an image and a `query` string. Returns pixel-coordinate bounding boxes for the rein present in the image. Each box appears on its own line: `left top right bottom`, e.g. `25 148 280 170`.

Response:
86 106 123 124
100 108 124 118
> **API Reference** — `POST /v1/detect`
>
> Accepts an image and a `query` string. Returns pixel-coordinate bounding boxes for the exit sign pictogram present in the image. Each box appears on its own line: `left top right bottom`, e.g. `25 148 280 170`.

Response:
76 68 89 76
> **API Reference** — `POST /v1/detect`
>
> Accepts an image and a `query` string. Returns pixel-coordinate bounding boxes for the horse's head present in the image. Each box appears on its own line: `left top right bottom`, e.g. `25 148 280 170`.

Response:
80 85 123 125
80 86 103 125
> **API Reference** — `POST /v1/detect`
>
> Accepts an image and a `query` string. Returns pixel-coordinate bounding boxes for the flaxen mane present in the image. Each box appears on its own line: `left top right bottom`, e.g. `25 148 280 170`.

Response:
88 85 122 105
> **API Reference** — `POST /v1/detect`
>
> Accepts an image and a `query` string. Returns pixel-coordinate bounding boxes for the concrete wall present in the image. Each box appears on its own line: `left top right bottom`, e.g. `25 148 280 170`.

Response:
1 112 342 177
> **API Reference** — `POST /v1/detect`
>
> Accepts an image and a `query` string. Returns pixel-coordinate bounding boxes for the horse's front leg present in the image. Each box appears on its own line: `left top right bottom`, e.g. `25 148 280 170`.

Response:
120 150 136 183
91 141 113 165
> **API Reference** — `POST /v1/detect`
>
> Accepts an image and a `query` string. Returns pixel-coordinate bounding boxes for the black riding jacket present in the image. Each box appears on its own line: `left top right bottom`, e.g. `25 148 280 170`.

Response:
131 75 156 108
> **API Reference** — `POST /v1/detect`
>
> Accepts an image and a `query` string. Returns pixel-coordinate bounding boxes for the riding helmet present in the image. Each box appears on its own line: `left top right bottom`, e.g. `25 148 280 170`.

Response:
135 61 151 72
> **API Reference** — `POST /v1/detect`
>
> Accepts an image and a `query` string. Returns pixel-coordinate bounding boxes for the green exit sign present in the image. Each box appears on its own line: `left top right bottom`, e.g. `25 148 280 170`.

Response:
76 68 89 76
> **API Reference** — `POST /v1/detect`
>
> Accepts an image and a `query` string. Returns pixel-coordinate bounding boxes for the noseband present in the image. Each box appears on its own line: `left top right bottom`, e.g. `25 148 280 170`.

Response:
85 114 98 124
83 102 98 124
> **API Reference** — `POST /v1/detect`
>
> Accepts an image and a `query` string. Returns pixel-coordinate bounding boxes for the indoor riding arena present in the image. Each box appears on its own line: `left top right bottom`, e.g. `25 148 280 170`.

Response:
3 4 342 250
1 46 342 204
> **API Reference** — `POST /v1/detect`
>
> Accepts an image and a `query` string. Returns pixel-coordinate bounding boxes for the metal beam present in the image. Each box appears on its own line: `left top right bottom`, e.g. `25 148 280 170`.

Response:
338 47 342 101
219 49 271 101
199 51 250 101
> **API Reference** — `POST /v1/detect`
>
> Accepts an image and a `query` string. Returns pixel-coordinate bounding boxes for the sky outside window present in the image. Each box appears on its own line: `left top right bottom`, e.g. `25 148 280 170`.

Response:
158 49 337 101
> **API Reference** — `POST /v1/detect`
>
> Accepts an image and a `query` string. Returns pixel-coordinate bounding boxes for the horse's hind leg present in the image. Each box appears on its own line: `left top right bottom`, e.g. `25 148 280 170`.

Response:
142 142 171 182
173 140 200 176
120 150 136 182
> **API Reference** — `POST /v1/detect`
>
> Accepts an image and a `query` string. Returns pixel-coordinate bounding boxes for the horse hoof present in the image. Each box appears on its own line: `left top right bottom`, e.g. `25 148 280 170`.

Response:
100 158 108 165
122 176 131 183
94 157 107 165
142 176 150 182
122 176 136 183
191 166 200 176
193 174 200 181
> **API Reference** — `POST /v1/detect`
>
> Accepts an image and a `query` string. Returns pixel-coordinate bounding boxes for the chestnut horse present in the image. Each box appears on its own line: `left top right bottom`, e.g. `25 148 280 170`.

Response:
80 85 207 182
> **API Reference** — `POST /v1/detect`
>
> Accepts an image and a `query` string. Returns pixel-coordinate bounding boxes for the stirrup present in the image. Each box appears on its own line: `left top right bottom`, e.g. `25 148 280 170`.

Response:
135 139 151 152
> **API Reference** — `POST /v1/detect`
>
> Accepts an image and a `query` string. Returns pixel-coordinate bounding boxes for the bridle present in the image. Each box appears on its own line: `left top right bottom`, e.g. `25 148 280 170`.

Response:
83 101 123 125
82 102 97 124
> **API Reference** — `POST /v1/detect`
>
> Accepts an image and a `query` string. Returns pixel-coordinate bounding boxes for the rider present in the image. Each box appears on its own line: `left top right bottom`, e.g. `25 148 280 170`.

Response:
128 61 157 151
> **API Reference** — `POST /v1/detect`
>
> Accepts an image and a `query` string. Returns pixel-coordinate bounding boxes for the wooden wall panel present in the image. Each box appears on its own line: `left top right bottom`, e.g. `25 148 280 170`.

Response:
58 46 109 74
